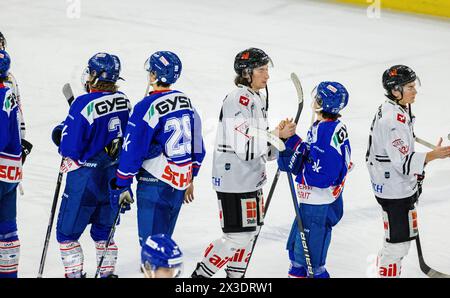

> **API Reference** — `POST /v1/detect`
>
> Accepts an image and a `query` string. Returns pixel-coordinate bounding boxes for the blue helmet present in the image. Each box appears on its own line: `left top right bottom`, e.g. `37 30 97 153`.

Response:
141 234 183 274
87 52 121 83
313 81 349 114
144 51 182 84
0 50 11 79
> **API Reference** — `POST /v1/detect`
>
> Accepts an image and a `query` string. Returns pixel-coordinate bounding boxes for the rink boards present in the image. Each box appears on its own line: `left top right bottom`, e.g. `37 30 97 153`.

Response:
334 0 450 18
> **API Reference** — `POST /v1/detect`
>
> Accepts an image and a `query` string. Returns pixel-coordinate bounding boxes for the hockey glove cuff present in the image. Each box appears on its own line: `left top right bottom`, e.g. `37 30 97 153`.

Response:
277 147 303 175
21 139 33 164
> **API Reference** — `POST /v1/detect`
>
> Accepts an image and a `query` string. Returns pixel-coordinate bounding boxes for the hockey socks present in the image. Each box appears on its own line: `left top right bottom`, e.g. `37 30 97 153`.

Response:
95 240 118 278
377 241 410 278
225 238 255 278
192 232 255 278
59 241 84 278
0 237 20 278
0 222 20 278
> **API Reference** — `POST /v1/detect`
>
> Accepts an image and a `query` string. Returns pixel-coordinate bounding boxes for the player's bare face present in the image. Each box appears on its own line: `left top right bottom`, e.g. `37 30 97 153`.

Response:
154 267 177 278
250 65 270 91
398 82 417 105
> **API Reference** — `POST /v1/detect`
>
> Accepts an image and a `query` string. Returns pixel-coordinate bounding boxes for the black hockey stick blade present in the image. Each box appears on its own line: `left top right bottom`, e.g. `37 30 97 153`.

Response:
62 83 75 105
416 235 450 278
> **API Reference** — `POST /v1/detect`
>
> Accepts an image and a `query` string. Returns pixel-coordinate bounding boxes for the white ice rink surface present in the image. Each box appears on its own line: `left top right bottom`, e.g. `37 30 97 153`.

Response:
1 0 449 278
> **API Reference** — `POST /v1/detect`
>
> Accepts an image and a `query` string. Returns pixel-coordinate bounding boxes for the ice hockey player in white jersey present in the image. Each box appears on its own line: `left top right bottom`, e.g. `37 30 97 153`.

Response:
191 48 296 278
366 65 450 278
0 32 32 163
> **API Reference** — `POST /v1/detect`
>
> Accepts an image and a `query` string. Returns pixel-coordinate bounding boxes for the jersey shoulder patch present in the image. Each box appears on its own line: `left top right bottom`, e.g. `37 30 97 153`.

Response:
230 87 254 107
2 89 18 116
329 121 349 153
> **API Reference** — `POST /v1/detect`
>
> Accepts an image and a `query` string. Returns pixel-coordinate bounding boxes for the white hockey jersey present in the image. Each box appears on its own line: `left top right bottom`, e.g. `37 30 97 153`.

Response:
212 85 276 193
366 99 426 199
4 73 26 138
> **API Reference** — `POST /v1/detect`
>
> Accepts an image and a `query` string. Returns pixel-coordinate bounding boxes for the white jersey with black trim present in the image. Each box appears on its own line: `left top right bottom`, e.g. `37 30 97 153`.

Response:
4 72 25 139
366 99 426 199
212 85 276 193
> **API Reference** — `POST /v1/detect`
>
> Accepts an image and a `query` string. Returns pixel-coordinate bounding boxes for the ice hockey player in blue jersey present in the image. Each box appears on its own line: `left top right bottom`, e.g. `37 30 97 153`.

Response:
0 32 32 164
278 81 351 278
141 234 183 278
51 52 131 278
0 50 22 278
109 51 205 259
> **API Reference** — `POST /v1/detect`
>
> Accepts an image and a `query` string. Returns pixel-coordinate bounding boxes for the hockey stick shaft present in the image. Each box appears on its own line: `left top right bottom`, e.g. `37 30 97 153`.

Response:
416 234 450 278
95 203 124 278
37 83 75 278
287 172 314 276
415 137 436 149
37 159 65 278
243 73 304 277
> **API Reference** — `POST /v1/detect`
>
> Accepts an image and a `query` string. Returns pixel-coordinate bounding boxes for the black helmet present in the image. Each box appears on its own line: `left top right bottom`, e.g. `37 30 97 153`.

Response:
382 65 417 93
0 32 6 50
234 48 272 76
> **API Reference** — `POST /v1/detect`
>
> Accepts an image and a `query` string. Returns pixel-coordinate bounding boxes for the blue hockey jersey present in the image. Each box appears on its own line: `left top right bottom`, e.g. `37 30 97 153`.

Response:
278 119 351 205
0 84 22 183
116 90 205 190
58 91 131 164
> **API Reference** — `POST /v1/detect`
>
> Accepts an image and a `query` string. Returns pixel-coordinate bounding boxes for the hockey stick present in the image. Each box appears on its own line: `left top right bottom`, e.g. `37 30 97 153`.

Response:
287 168 314 277
407 104 450 278
284 74 314 277
416 234 450 278
94 203 124 278
246 126 286 152
415 137 436 150
243 73 304 277
37 83 75 278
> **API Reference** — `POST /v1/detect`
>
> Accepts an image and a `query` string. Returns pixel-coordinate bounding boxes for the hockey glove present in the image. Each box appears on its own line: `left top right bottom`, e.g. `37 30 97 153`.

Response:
21 139 33 164
416 171 425 198
277 147 303 175
145 143 163 160
109 178 134 214
51 123 64 147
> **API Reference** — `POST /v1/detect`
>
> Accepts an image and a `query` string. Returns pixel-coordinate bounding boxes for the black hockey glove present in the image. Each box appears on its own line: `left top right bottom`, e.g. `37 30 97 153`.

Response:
105 138 123 159
51 123 64 147
416 171 425 198
21 139 33 164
